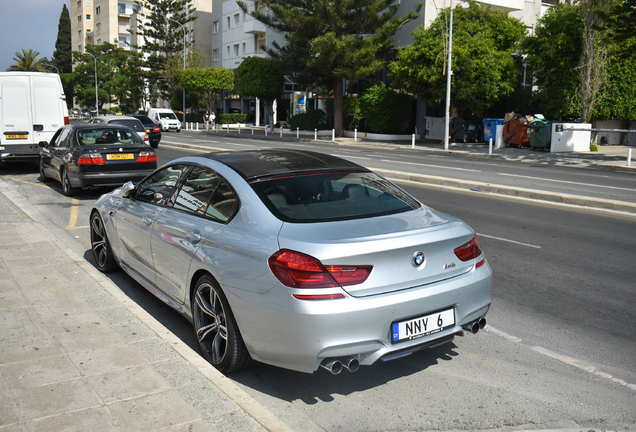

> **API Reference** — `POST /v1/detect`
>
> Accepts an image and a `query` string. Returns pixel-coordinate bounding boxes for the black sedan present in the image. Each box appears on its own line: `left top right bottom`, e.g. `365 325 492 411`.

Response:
39 124 157 196
133 115 162 148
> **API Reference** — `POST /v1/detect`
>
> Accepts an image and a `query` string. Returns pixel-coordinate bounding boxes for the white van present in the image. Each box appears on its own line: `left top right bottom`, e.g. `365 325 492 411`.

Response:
147 108 181 132
0 72 69 163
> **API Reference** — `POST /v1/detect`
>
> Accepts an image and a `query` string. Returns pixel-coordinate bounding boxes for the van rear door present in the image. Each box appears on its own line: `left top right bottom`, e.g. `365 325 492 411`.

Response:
31 75 66 144
1 74 33 145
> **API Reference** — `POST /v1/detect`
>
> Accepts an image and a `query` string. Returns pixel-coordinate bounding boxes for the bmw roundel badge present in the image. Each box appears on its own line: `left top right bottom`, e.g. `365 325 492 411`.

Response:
412 251 425 267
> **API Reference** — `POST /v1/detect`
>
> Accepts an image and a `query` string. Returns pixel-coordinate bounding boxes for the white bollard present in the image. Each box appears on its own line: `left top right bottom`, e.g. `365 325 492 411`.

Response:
332 129 335 142
315 129 317 140
265 127 268 137
489 138 493 155
412 134 415 148
227 124 230 133
196 122 199 131
280 127 283 138
628 148 632 167
238 124 241 134
297 127 299 139
252 127 254 135
355 129 357 141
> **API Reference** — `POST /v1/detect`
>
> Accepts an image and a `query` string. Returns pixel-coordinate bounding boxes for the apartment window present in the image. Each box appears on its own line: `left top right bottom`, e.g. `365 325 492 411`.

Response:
97 39 102 45
86 14 91 21
95 22 100 32
227 46 230 58
77 1 81 8
118 3 126 14
85 0 91 5
77 15 82 22
78 45 83 52
78 30 82 38
213 49 219 61
119 36 127 47
213 21 218 33
234 13 240 26
242 42 246 55
227 16 230 29
132 4 140 12
96 5 100 15
234 44 239 56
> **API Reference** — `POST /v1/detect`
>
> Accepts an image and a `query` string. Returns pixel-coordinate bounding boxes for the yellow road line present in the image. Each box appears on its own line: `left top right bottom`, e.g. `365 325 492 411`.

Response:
4 175 49 188
67 198 80 229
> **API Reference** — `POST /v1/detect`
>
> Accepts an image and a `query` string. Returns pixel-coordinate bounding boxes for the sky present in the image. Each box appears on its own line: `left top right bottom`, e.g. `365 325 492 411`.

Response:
0 0 70 71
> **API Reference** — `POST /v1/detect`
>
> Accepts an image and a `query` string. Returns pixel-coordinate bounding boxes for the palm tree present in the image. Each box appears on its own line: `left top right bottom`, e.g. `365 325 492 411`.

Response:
6 49 46 71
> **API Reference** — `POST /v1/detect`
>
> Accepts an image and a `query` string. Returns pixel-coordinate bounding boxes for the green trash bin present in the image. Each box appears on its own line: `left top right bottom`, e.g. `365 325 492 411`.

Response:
450 118 484 143
528 119 553 151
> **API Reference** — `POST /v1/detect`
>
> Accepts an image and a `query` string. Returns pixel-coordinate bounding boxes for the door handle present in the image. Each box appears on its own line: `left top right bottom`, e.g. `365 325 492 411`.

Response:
187 230 202 243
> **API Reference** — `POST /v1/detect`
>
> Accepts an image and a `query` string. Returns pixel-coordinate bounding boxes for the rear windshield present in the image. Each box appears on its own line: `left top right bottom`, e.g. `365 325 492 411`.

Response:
251 171 421 223
108 119 144 132
77 128 144 146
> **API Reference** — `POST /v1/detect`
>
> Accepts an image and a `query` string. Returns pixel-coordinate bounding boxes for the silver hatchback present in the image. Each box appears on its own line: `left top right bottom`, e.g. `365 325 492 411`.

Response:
90 149 492 374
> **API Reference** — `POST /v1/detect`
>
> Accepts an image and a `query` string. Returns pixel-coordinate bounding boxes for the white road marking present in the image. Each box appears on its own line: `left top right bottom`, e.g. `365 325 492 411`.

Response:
381 159 482 172
477 233 541 249
498 173 636 192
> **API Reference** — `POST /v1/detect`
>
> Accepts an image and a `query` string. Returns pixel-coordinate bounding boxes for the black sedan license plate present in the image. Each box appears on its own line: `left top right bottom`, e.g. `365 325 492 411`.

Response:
392 308 455 343
107 153 134 160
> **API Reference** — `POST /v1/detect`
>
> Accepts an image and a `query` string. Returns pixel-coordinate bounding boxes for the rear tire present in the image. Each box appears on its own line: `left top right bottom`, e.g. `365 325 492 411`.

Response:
150 141 159 148
61 168 77 196
192 275 250 373
90 212 117 272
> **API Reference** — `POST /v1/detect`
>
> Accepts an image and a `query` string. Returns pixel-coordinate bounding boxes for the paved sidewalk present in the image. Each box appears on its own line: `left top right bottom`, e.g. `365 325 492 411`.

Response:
0 190 291 431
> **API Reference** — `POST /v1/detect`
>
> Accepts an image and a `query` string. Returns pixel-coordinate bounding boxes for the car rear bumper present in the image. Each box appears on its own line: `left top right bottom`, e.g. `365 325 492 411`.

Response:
71 169 154 188
225 262 493 373
0 144 40 162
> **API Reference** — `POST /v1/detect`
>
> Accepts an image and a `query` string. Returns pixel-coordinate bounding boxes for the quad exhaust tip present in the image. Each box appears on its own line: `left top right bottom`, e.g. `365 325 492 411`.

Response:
463 317 487 334
320 356 360 375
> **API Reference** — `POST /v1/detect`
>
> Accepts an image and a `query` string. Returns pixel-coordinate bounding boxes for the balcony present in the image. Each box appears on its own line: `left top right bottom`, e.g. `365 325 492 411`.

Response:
243 18 267 35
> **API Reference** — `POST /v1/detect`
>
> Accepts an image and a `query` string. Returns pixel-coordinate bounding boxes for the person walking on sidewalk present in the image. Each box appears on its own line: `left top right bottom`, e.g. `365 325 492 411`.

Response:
203 111 210 131
210 111 216 131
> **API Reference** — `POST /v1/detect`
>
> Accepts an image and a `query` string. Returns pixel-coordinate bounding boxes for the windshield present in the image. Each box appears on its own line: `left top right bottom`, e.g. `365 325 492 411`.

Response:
159 112 177 120
77 128 144 146
251 171 421 223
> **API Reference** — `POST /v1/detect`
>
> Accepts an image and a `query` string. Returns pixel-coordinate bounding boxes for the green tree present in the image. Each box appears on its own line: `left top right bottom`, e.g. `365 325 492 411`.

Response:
359 83 413 133
52 4 72 74
6 49 46 71
167 46 209 112
236 57 284 130
134 0 197 104
238 0 420 137
523 4 584 119
179 67 234 113
599 0 636 59
391 1 526 118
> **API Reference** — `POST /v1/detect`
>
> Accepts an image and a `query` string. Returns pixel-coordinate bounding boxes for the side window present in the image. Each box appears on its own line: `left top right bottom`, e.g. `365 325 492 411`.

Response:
136 164 189 205
171 167 239 222
54 128 72 147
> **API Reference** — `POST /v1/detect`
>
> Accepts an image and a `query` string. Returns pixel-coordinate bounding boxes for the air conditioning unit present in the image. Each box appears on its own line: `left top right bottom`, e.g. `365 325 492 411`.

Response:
86 30 92 38
114 38 118 43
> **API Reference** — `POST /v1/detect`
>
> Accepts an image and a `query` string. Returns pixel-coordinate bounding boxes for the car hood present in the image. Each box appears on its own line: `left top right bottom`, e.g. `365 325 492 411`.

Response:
276 206 477 297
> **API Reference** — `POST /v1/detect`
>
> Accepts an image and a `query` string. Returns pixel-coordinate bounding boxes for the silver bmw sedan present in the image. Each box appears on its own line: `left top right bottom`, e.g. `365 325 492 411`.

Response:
90 149 492 374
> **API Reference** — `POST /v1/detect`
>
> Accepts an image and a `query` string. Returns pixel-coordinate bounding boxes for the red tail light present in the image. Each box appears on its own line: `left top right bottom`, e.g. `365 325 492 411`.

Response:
78 153 105 165
137 151 156 163
268 249 372 289
153 126 161 132
454 235 483 262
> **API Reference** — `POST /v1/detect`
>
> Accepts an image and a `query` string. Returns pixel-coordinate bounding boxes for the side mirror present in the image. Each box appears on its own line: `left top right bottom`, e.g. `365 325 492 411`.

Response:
121 181 136 198
38 141 49 148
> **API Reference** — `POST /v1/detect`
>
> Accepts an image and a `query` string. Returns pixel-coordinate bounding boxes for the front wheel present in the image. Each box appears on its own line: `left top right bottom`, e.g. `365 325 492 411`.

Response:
39 159 51 182
192 275 250 373
176 129 181 133
90 212 117 272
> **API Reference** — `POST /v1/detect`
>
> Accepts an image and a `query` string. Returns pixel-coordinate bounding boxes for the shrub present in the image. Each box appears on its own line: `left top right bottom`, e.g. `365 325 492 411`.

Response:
288 109 331 130
359 84 413 134
218 113 248 124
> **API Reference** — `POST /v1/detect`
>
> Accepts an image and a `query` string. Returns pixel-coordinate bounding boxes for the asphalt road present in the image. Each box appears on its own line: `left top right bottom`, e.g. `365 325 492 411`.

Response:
0 138 634 431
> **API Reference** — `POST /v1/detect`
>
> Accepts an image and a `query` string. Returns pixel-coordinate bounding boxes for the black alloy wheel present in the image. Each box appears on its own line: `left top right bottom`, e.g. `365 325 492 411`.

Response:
192 275 250 373
90 212 117 272
61 168 77 197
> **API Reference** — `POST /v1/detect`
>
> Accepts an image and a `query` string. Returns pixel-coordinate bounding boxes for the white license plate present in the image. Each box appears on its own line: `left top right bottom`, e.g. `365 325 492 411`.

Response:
392 308 455 343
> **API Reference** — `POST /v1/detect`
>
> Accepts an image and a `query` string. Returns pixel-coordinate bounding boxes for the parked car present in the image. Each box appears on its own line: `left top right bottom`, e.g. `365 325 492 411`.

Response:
89 115 149 144
39 124 157 196
90 149 492 374
132 115 162 148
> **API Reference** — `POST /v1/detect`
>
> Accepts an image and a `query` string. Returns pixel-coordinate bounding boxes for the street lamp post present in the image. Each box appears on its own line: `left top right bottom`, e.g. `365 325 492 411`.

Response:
443 0 454 151
168 18 186 127
85 52 99 117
